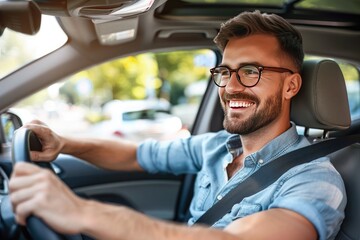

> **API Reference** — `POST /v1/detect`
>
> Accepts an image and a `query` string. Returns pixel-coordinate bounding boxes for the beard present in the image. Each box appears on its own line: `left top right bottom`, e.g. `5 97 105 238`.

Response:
221 86 283 135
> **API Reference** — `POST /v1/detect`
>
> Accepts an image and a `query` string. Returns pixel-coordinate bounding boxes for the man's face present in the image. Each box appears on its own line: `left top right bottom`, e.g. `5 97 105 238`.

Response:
219 34 289 135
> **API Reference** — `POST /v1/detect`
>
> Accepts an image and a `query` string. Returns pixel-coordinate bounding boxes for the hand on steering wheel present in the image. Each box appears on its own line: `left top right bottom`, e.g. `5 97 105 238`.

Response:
9 128 83 240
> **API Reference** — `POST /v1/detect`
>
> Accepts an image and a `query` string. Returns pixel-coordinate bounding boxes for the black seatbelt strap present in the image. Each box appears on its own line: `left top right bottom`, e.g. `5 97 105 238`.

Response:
194 133 360 226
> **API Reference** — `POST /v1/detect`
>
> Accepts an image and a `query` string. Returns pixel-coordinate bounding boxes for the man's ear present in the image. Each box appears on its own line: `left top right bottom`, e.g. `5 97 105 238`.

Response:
283 73 302 100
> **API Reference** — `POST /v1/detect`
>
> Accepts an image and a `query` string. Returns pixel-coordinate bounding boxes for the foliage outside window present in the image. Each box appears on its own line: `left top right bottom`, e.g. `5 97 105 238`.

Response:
14 50 216 140
58 50 213 106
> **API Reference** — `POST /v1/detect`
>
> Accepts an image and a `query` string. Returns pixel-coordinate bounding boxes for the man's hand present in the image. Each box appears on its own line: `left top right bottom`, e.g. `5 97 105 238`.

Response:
9 162 86 234
22 120 63 162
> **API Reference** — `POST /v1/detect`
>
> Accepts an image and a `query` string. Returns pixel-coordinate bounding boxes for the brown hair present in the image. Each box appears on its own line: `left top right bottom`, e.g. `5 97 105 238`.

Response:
214 10 304 72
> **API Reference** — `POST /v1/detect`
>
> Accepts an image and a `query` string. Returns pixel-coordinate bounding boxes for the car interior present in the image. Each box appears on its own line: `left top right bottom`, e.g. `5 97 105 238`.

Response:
0 0 359 239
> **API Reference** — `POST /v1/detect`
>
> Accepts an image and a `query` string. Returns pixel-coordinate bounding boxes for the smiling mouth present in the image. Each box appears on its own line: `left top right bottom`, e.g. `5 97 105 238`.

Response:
229 100 255 108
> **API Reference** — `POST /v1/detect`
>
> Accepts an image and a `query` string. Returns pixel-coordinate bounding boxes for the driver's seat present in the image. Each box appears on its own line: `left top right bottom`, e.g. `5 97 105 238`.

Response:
331 139 360 240
291 59 360 240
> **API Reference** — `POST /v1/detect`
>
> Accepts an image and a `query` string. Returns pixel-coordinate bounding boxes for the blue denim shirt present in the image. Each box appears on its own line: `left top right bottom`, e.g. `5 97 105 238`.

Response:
137 123 346 240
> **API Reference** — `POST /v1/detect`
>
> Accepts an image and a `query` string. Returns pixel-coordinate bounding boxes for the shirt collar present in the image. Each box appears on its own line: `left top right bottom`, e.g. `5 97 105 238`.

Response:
225 122 300 166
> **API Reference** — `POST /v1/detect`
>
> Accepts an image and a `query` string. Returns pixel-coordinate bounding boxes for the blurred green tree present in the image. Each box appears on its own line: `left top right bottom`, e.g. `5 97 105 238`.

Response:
60 50 211 106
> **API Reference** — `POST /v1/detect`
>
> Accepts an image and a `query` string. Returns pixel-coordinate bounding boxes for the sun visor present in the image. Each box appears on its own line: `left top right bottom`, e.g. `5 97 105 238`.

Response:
94 17 138 45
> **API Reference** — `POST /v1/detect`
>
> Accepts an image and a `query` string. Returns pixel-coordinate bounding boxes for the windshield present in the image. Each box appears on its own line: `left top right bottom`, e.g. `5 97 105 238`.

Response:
0 15 67 79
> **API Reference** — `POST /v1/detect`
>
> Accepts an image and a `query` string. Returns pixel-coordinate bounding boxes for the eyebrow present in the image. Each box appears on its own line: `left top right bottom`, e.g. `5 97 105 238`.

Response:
218 62 264 68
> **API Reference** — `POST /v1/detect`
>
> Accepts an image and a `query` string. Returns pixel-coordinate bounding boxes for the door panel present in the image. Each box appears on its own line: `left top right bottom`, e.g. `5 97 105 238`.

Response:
75 181 180 220
54 154 182 220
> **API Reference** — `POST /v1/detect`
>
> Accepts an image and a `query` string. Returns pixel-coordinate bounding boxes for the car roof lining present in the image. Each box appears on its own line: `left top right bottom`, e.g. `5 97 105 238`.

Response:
55 12 360 62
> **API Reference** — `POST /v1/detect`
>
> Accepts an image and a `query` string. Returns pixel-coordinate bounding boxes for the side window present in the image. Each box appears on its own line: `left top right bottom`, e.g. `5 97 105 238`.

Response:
340 63 360 120
13 50 216 141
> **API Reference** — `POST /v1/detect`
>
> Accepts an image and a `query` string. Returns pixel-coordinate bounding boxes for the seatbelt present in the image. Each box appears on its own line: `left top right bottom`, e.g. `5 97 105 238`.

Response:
194 133 360 226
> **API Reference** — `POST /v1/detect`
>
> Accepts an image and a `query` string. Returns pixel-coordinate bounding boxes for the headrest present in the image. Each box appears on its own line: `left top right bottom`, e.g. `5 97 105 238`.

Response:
291 59 351 131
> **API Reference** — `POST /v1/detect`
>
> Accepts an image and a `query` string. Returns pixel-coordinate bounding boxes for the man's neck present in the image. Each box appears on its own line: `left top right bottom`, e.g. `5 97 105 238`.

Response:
240 120 291 157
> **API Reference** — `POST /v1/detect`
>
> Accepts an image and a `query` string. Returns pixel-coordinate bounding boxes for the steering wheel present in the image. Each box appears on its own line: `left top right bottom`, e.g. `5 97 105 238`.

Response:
10 128 66 240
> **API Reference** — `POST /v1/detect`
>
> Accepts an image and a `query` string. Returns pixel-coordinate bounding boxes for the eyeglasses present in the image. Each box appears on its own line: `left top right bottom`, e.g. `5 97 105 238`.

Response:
210 64 294 88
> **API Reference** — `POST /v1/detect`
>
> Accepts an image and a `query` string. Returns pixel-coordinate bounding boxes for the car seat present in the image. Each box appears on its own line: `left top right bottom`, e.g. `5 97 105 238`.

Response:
291 59 359 240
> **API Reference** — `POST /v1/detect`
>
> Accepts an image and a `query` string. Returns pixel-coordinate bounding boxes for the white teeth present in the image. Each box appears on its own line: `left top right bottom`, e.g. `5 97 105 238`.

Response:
229 101 253 108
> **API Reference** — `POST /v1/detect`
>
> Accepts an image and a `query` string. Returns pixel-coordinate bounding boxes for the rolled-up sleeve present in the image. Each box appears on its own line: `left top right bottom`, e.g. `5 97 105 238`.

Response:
137 131 231 175
269 158 346 240
137 138 199 174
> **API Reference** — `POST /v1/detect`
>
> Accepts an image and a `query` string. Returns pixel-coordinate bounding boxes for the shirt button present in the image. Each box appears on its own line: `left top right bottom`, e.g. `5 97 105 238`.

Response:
217 195 223 200
258 159 264 165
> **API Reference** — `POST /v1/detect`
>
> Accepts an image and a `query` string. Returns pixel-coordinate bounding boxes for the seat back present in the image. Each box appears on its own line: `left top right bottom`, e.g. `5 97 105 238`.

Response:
291 59 359 240
331 144 360 240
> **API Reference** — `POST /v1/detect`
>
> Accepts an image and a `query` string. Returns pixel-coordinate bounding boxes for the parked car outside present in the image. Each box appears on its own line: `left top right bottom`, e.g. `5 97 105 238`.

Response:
98 99 188 141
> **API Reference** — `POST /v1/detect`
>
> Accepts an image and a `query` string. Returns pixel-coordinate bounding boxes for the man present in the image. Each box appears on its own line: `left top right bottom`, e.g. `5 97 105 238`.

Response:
9 11 345 240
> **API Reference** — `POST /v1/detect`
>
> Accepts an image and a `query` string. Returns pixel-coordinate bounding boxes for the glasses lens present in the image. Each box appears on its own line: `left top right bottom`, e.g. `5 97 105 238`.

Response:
212 66 230 87
238 65 260 87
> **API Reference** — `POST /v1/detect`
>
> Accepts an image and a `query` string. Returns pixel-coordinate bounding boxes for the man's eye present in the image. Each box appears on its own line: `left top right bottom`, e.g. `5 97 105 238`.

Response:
241 67 259 76
220 70 230 76
214 68 229 76
246 71 257 76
